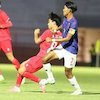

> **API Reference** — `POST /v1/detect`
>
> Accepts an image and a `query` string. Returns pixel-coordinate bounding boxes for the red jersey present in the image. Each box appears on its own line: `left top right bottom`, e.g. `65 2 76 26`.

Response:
26 29 62 72
36 29 62 57
40 29 62 51
0 9 11 41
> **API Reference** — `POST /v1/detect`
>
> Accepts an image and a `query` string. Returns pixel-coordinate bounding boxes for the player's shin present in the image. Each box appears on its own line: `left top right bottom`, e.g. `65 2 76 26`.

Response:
10 74 22 92
22 72 46 93
16 74 24 87
22 72 40 83
12 58 20 70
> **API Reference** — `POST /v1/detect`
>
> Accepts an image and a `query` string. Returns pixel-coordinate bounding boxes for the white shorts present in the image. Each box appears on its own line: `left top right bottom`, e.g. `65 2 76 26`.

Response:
53 45 77 68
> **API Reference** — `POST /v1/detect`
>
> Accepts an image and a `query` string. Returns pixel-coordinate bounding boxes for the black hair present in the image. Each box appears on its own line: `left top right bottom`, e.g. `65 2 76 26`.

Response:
65 1 77 13
49 12 61 27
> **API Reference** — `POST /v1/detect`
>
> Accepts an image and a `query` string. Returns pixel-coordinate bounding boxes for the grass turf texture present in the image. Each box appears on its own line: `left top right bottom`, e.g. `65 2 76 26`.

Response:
0 64 100 100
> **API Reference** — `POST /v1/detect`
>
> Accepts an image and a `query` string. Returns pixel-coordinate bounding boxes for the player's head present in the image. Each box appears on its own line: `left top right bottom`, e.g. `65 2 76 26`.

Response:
48 12 61 30
63 1 77 16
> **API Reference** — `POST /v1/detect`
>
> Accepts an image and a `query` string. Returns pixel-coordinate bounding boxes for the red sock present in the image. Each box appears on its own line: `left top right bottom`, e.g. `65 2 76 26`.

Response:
16 74 23 87
22 72 40 83
12 58 20 70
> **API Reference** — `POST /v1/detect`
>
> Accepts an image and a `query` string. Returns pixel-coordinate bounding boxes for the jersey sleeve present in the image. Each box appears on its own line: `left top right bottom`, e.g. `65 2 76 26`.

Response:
70 20 77 29
69 21 77 35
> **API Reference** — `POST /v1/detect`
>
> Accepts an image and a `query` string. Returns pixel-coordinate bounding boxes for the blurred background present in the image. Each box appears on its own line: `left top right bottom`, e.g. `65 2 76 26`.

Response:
0 0 100 66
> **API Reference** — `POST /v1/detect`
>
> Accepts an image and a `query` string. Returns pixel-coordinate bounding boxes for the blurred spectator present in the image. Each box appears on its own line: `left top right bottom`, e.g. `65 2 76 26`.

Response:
95 40 100 67
89 43 96 66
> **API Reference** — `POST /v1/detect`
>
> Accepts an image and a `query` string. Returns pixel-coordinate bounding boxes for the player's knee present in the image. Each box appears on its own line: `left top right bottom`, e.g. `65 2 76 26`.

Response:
6 53 14 61
18 68 24 75
18 64 26 75
42 57 47 64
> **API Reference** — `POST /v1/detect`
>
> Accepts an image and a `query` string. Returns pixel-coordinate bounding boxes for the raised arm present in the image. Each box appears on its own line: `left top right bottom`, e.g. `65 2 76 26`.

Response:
34 28 41 44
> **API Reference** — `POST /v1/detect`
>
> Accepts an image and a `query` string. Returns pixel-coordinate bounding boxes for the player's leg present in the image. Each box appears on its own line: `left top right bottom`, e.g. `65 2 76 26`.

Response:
18 58 41 82
0 71 4 81
19 59 46 93
10 74 23 92
35 51 56 84
16 60 29 86
65 68 82 95
0 43 5 81
43 50 58 64
11 56 46 93
43 63 55 84
21 71 46 93
2 40 20 70
43 45 65 84
5 52 20 70
10 60 40 92
43 50 59 84
10 60 28 92
64 50 82 95
20 56 43 85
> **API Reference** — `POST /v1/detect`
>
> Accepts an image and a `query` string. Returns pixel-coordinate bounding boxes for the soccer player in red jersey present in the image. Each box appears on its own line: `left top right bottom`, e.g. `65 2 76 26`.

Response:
11 12 62 93
0 1 20 81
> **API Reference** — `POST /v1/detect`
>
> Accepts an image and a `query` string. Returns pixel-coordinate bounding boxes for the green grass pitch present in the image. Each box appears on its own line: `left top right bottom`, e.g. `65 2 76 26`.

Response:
0 64 100 100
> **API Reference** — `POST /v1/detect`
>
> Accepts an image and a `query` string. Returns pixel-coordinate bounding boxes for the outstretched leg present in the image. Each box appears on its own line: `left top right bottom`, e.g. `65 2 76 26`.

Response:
43 51 59 84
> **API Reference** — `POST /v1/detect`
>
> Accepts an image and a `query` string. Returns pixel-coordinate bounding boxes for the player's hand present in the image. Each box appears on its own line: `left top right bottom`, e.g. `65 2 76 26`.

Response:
46 37 52 42
34 28 40 35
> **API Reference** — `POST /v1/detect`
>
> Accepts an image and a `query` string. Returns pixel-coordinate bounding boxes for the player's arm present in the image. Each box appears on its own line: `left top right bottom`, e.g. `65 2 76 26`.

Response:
0 18 12 29
46 28 75 42
34 28 41 44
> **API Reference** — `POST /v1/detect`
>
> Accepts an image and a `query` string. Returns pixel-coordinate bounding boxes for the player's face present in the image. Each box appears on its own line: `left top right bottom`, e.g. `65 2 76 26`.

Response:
48 19 56 30
63 5 71 16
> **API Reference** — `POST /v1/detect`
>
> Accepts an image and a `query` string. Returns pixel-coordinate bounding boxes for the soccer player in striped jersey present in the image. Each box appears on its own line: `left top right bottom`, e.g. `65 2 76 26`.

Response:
10 12 62 93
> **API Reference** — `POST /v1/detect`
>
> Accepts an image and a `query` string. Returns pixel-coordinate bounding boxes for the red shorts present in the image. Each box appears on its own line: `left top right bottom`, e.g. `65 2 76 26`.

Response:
0 40 12 53
25 55 43 73
24 49 47 73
